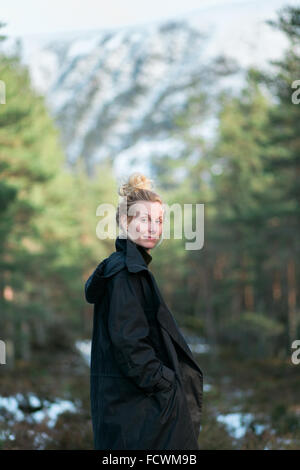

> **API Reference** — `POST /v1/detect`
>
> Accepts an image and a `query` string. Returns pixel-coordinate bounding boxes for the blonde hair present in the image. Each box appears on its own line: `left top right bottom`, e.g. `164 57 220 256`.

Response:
116 172 163 230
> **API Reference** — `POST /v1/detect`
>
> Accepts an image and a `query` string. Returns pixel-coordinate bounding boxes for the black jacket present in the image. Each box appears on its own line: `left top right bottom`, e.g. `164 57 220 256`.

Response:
84 235 204 450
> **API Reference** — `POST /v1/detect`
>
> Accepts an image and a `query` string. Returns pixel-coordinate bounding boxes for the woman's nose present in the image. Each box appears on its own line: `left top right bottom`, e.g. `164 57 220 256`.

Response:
148 221 158 234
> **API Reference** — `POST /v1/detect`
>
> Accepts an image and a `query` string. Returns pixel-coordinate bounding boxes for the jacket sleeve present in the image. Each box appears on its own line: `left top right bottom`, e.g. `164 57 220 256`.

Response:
107 272 176 396
84 264 104 304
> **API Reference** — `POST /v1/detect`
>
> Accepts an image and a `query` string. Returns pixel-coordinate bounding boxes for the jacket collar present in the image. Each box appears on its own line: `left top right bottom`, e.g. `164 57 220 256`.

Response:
115 235 152 273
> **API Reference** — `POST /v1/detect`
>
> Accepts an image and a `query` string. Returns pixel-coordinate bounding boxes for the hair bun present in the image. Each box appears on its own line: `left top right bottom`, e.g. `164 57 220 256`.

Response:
118 172 154 197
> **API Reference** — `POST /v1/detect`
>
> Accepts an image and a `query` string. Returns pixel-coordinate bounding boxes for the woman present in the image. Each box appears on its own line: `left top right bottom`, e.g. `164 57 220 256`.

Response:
84 172 203 450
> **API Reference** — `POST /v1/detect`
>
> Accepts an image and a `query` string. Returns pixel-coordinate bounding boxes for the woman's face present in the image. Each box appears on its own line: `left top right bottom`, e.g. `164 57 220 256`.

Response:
123 201 163 251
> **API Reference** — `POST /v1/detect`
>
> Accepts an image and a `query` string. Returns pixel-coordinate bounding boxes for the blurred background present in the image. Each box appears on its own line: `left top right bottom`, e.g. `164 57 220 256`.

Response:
0 0 299 450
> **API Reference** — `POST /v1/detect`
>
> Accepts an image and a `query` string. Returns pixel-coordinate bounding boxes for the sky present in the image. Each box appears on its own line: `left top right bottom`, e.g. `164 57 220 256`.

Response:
2 0 256 37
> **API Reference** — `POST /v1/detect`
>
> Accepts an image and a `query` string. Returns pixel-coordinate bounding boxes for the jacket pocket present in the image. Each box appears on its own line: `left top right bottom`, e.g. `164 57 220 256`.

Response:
156 364 176 391
154 375 179 423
